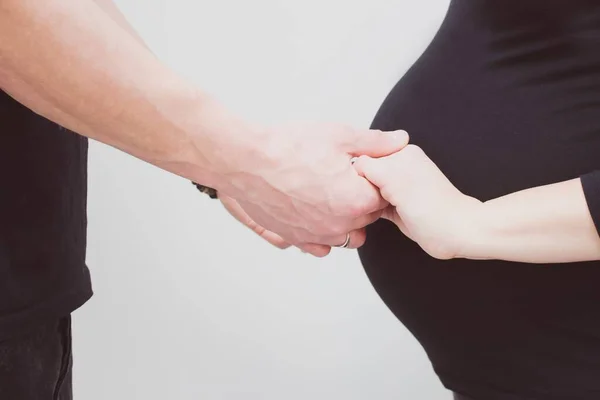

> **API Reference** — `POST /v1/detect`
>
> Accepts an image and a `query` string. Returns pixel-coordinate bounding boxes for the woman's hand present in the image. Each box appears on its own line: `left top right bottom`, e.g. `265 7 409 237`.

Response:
355 145 600 263
354 145 484 260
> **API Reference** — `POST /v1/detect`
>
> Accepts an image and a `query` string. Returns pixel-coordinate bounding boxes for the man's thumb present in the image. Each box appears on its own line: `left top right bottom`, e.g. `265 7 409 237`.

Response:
349 129 409 157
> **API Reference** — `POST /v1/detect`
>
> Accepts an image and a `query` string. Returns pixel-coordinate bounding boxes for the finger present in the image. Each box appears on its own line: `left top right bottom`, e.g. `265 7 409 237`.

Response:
353 176 390 213
319 228 368 249
333 169 388 217
381 205 406 231
380 205 398 223
329 154 391 218
244 217 291 249
360 145 438 208
356 154 409 205
297 208 381 244
348 209 383 231
382 206 412 241
298 243 332 257
220 195 249 223
345 129 409 158
255 227 292 249
353 155 389 189
220 196 291 249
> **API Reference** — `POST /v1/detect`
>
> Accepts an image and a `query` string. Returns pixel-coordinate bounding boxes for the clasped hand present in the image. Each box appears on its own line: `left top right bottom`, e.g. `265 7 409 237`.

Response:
219 124 482 259
354 144 483 260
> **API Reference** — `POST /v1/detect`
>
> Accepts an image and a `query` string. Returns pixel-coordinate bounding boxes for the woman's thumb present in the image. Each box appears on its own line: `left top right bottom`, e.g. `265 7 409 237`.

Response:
354 155 387 188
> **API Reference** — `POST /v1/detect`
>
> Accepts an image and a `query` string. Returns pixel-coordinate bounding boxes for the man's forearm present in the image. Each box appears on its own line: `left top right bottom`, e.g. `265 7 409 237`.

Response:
0 0 409 251
0 0 256 190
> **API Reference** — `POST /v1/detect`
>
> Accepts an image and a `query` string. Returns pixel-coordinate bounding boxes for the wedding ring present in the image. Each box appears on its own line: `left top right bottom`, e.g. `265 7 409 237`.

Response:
336 233 351 249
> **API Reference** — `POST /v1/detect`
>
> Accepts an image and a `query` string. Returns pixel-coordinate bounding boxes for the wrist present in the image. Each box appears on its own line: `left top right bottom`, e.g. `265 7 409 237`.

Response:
182 97 271 197
453 199 496 260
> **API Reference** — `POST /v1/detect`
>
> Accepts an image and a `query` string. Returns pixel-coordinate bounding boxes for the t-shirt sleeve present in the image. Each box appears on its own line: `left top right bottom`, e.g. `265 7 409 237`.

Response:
581 170 600 237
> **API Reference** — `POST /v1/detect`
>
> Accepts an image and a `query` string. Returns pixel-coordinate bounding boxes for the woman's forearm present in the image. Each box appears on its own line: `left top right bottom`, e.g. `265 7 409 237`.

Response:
466 178 600 263
356 146 600 264
0 0 254 190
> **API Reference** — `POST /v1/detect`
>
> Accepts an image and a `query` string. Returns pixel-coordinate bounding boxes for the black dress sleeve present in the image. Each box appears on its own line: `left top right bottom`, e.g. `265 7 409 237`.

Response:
581 170 600 236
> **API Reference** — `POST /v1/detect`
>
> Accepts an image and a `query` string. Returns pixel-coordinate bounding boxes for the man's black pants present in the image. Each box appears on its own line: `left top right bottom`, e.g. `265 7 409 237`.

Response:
0 316 73 399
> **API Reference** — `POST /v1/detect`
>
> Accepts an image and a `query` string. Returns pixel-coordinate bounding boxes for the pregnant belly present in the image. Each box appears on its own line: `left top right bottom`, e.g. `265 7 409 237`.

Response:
357 62 600 376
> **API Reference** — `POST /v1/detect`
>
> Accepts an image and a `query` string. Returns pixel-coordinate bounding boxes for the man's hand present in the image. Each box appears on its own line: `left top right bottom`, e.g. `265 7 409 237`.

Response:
219 194 291 249
0 0 406 258
219 194 359 257
211 115 409 256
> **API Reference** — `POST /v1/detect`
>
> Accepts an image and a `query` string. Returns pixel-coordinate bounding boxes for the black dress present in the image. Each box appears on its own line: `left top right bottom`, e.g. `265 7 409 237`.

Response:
358 1 600 399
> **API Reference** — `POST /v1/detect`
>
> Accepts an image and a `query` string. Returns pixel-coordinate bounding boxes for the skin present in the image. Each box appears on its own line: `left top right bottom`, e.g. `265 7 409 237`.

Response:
0 0 409 257
91 0 296 252
355 145 600 263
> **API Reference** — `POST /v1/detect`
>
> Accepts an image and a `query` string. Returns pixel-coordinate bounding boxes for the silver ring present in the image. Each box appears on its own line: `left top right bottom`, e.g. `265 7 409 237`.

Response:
336 233 351 249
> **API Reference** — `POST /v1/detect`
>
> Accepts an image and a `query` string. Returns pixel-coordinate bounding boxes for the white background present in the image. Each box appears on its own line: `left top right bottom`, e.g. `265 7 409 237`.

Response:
78 1 452 399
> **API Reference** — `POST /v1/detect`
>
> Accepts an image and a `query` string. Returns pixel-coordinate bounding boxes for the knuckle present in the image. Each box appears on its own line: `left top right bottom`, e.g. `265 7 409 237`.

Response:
283 229 303 245
310 223 330 237
347 203 366 218
246 219 259 231
362 195 384 214
328 222 348 236
293 231 310 244
346 196 374 217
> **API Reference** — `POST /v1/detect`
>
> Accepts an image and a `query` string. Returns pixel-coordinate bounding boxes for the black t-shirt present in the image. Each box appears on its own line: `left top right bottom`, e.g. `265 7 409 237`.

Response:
0 90 92 340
